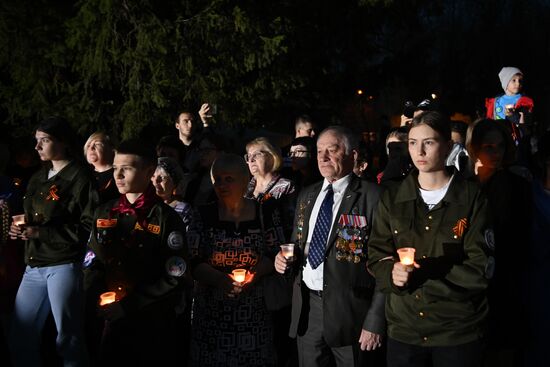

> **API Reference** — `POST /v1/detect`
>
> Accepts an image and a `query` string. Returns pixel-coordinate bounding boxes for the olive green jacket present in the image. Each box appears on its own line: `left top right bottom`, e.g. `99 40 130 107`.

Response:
23 161 99 267
368 171 490 347
84 198 189 316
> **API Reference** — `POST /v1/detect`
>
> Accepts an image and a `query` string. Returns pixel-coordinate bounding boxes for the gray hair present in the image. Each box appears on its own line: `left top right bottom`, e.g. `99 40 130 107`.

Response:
318 126 359 155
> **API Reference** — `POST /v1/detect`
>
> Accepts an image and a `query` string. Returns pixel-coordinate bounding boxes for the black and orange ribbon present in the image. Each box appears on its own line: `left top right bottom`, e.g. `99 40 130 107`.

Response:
46 185 60 201
453 218 468 238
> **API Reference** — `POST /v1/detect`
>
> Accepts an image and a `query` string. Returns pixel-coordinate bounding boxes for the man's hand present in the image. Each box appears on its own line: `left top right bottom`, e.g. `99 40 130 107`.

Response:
400 114 412 127
199 103 212 124
274 252 290 274
358 329 383 351
392 261 419 287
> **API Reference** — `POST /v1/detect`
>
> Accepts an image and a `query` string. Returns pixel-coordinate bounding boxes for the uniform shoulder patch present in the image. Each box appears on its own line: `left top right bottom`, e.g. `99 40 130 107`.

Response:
83 250 96 268
166 256 186 277
97 219 117 228
147 223 161 235
167 231 184 250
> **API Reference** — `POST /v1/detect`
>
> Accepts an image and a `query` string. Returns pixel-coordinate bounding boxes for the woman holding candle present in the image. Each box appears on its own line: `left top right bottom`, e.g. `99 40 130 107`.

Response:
188 153 284 367
8 117 98 367
368 111 491 367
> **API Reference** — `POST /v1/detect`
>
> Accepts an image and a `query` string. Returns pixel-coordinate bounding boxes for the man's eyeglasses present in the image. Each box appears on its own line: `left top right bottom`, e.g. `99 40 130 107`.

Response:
244 151 267 162
288 150 310 158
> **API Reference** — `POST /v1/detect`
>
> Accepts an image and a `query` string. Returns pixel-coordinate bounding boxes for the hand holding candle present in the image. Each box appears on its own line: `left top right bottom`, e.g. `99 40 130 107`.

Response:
9 215 26 240
393 247 419 287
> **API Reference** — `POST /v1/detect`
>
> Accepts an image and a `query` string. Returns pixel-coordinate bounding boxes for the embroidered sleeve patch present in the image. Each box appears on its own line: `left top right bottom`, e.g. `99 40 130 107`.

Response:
166 256 186 277
83 250 96 268
147 224 161 234
167 231 184 250
97 219 117 228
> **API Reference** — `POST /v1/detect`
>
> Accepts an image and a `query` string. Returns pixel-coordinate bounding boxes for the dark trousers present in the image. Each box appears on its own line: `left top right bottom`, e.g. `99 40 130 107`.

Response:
297 292 374 367
99 310 180 367
387 338 483 367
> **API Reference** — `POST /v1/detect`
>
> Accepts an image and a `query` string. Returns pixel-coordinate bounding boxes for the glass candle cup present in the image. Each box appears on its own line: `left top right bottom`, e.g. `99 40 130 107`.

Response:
397 247 416 266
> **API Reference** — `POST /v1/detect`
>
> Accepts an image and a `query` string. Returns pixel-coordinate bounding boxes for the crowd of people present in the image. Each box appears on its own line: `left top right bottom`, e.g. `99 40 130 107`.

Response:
0 66 549 367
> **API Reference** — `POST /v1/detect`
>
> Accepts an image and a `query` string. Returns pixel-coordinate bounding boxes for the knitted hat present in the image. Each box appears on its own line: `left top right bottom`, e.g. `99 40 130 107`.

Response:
157 157 184 185
499 67 523 92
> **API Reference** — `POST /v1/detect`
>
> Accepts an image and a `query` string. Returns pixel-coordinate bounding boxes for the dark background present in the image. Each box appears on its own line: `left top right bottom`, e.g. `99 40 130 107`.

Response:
1 0 549 141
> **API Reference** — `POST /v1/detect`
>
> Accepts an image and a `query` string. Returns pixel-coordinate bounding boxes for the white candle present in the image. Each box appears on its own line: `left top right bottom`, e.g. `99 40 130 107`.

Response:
12 214 26 226
397 247 416 266
280 243 295 260
232 269 247 283
99 291 116 306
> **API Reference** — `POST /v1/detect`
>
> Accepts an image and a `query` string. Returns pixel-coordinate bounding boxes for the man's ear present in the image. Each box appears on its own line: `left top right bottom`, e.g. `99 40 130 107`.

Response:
351 149 359 162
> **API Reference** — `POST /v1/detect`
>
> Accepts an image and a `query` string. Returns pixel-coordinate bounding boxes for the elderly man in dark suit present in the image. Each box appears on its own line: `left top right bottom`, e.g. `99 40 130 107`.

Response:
275 126 385 366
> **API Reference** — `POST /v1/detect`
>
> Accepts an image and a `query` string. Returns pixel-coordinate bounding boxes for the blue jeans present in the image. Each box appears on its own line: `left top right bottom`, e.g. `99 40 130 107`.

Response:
9 263 89 367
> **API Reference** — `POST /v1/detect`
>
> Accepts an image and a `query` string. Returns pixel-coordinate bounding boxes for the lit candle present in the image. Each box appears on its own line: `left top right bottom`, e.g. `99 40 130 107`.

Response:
232 269 247 283
99 291 117 306
12 214 26 227
280 243 295 260
397 247 416 266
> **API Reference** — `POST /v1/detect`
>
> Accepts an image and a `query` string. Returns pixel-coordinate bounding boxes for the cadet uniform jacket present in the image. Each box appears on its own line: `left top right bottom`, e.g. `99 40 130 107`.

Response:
368 170 490 347
83 197 188 316
289 175 386 347
23 161 99 267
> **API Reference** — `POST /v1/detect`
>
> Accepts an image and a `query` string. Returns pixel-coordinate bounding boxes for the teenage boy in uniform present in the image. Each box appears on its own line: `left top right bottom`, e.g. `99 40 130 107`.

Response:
83 140 189 366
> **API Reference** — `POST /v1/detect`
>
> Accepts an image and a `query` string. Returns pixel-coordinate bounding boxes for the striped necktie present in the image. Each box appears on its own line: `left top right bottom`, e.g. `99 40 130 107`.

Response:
307 185 334 269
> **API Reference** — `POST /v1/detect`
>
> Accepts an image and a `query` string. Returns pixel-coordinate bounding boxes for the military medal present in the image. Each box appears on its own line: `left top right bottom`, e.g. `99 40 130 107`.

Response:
336 214 369 263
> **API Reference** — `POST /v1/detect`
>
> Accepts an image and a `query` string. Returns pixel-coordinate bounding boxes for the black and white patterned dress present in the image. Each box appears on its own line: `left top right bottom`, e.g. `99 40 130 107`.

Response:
189 201 283 367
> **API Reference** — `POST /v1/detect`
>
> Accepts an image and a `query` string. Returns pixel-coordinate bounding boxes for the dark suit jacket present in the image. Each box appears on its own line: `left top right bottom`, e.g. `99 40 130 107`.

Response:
289 174 386 347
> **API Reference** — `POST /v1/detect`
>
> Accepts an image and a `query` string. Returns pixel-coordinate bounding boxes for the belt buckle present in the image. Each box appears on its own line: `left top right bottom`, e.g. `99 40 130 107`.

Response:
310 289 323 297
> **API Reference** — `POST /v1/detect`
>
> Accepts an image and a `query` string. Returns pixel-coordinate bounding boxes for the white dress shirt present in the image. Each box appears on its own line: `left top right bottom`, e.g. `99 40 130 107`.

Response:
302 174 352 291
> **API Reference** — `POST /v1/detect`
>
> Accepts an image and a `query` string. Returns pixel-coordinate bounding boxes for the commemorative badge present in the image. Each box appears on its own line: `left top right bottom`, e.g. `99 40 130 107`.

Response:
336 214 368 263
167 231 184 250
166 256 187 277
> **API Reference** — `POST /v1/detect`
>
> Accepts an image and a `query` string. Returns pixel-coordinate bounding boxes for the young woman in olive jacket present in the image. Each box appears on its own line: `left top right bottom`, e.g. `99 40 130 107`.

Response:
368 112 491 367
8 117 98 367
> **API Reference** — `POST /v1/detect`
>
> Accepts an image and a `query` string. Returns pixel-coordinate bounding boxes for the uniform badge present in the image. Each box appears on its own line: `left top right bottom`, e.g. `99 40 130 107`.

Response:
166 256 186 277
167 231 184 250
453 218 468 238
83 250 96 268
335 214 368 263
147 223 161 235
97 219 117 228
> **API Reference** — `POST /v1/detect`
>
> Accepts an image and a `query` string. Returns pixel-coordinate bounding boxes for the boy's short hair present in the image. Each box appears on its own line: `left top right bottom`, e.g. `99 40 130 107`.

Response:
116 139 156 167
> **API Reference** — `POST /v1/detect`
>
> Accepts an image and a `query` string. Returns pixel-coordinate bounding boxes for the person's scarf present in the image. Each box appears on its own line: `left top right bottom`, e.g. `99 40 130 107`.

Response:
110 184 161 229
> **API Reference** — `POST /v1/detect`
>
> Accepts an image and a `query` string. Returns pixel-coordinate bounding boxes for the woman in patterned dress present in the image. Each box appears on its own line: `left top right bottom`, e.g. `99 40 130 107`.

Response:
189 153 285 367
